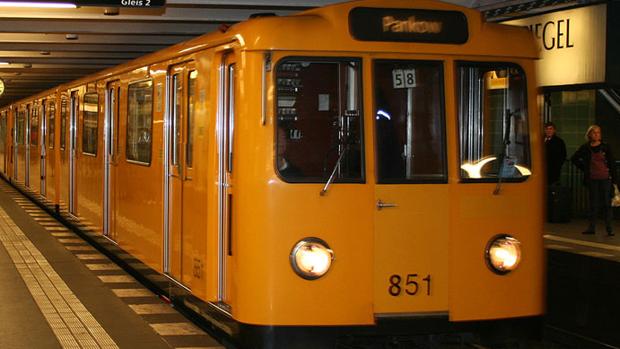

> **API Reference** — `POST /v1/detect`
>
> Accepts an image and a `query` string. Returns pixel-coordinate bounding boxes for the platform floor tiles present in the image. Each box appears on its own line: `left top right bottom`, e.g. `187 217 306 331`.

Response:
0 183 224 349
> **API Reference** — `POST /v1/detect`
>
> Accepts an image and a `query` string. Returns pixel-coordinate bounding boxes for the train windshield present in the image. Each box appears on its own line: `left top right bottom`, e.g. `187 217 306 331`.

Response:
458 63 531 181
373 60 446 183
275 58 363 183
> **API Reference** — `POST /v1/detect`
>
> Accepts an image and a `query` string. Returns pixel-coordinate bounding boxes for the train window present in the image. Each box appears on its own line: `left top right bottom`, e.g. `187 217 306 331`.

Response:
172 74 181 166
127 79 153 165
0 112 5 150
16 111 25 145
48 102 55 149
60 98 67 150
187 70 196 168
30 105 39 146
374 60 446 183
82 93 99 155
275 58 363 183
458 63 531 181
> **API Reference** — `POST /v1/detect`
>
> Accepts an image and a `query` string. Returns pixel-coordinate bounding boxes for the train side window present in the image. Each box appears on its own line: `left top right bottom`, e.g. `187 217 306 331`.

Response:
187 70 196 168
60 98 67 150
0 112 5 150
275 58 364 183
30 104 39 146
373 60 446 183
126 79 153 165
457 63 531 181
171 74 181 166
82 93 99 155
48 102 56 149
16 111 24 145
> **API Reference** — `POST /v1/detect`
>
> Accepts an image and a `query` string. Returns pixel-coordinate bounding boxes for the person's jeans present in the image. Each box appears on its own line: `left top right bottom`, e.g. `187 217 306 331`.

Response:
587 179 613 231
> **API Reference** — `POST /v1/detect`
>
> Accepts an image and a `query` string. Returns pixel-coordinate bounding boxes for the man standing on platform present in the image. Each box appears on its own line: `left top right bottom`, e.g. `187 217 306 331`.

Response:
544 122 567 185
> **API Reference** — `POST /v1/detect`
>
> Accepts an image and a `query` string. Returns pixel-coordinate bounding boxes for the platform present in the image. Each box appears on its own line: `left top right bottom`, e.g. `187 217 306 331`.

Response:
0 181 225 349
544 218 620 348
545 218 620 263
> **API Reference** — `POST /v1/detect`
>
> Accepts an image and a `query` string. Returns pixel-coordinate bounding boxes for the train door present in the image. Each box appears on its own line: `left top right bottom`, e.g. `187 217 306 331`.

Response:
25 104 30 187
0 111 6 175
372 60 449 315
13 107 20 180
60 96 69 209
104 81 120 241
29 102 41 192
69 92 78 215
215 52 236 311
40 101 47 196
165 62 197 287
46 100 56 202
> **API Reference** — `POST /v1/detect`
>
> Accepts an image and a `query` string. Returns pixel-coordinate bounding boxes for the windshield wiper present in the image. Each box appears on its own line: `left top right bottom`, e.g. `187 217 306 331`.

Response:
493 108 514 195
320 149 346 196
320 111 358 196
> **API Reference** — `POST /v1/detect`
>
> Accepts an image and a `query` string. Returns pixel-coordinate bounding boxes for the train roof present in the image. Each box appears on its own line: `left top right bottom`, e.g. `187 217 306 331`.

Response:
7 0 538 106
234 0 537 56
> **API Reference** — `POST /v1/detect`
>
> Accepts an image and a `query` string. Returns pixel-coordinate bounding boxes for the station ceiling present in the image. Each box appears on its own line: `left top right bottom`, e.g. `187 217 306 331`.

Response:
0 0 591 107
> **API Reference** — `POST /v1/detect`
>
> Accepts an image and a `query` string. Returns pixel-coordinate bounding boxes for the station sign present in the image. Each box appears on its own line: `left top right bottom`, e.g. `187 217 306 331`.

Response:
76 0 165 8
503 4 607 87
349 7 468 44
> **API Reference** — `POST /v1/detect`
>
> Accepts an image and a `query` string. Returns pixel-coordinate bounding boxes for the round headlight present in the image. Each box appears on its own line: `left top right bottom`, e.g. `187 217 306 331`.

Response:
485 235 522 274
290 238 334 280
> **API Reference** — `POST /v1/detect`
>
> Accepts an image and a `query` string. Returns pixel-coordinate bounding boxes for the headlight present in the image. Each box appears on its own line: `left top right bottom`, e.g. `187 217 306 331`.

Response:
485 235 522 274
290 237 334 280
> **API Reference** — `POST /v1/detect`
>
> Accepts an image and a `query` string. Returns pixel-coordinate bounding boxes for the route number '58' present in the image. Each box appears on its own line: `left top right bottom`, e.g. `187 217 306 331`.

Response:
388 274 431 296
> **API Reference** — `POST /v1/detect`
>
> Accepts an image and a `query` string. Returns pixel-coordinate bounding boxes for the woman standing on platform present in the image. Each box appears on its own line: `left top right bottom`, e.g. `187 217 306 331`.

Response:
571 125 617 236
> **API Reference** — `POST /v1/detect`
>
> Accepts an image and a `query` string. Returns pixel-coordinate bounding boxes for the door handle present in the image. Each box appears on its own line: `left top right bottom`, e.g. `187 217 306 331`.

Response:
377 200 397 210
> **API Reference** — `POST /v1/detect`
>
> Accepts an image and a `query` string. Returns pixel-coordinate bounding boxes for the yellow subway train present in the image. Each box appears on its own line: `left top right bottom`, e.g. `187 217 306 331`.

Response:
0 0 544 347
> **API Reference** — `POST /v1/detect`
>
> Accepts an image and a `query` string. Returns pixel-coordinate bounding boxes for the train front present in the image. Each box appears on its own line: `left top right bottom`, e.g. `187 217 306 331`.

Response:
231 1 544 347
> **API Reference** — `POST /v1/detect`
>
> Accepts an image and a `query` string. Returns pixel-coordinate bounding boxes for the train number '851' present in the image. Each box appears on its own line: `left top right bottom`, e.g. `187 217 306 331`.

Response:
388 274 432 296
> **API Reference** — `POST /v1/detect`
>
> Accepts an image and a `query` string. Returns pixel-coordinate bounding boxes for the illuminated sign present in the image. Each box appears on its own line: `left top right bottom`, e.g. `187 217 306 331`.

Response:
0 78 4 97
503 4 607 87
76 0 165 8
382 16 442 34
349 7 468 44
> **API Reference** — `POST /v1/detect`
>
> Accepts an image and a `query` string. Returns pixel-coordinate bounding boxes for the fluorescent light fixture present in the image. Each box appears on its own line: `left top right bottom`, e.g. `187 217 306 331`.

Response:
0 62 9 65
0 2 76 8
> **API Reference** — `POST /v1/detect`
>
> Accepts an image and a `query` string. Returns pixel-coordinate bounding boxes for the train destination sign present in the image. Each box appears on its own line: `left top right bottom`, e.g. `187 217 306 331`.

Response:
349 7 468 44
76 0 165 8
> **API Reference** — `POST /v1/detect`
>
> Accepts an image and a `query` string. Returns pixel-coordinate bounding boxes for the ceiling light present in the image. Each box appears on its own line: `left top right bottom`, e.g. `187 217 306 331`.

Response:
0 1 76 8
40 51 51 55
0 62 9 65
65 33 78 40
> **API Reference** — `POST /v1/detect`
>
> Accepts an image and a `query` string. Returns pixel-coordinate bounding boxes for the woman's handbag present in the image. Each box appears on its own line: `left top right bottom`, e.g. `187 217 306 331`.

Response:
612 184 620 207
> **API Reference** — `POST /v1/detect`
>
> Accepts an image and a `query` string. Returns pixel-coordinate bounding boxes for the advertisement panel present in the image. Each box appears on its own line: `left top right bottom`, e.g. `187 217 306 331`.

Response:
504 4 607 87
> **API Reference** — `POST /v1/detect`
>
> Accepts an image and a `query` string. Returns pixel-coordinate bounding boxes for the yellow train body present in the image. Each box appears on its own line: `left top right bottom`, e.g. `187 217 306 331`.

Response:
0 0 544 346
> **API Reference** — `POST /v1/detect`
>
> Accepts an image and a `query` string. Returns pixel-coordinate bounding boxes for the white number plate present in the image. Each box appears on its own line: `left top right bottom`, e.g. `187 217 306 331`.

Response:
392 69 416 89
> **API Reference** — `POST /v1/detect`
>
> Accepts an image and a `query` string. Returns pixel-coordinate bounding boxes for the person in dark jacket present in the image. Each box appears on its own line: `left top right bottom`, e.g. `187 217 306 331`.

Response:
544 122 567 185
571 125 617 236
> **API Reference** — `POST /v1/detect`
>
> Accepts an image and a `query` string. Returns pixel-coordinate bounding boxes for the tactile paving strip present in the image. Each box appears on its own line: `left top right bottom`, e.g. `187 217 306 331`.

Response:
0 206 119 349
